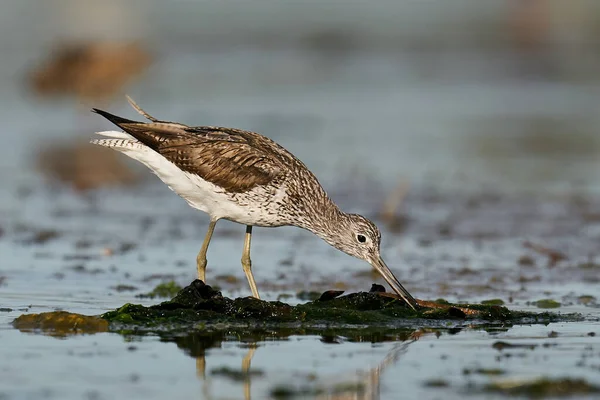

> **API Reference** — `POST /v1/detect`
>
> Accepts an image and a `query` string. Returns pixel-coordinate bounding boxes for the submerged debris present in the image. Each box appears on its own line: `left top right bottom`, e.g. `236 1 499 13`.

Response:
22 229 61 245
269 382 366 399
112 284 138 293
523 241 567 267
518 255 536 266
270 385 323 399
211 366 264 381
492 341 537 351
484 378 600 398
577 295 597 306
423 379 450 388
463 368 505 376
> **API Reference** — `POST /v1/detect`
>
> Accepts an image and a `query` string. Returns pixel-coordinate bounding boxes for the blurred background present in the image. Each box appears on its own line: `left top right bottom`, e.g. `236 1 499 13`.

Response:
2 0 600 199
2 4 600 398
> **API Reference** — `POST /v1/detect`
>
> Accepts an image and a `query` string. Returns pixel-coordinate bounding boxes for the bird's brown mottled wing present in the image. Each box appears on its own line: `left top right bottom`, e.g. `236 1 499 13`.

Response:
159 136 282 192
92 109 283 193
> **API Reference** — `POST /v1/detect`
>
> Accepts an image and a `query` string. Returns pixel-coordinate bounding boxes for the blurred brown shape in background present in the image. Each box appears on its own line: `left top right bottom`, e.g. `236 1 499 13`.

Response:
30 42 151 101
37 141 139 191
510 0 550 52
379 179 410 233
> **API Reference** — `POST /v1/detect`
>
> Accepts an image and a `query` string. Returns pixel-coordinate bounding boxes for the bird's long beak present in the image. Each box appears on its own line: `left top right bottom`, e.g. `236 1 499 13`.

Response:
370 256 419 311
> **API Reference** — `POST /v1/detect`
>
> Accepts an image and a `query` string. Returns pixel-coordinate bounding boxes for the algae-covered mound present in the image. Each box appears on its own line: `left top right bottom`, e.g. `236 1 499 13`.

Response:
13 311 109 337
101 280 580 330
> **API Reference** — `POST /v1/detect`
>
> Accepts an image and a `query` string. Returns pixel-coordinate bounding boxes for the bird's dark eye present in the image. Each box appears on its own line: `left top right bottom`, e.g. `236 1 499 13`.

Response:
357 234 366 243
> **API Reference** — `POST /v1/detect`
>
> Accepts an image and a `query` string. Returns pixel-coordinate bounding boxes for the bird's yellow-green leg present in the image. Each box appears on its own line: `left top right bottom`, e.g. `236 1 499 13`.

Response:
196 219 217 282
241 225 260 299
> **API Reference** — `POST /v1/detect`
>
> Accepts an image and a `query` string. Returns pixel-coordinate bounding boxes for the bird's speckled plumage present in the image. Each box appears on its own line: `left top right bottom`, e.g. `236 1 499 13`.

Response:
91 107 337 231
91 97 418 309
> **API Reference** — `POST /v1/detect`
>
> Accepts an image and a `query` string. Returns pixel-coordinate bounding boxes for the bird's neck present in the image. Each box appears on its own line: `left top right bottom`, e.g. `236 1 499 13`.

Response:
300 196 345 246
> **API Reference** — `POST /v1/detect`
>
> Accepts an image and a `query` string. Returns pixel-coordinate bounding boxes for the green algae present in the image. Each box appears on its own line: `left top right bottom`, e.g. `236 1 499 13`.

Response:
533 299 561 309
100 280 582 331
13 311 109 337
136 280 182 299
481 298 505 306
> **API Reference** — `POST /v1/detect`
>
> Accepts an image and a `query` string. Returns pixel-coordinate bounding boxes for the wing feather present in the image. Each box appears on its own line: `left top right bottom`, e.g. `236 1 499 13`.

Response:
93 108 283 192
160 139 281 192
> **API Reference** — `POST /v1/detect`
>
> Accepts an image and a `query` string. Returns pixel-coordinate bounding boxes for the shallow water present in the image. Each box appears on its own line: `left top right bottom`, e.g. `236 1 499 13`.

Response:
2 183 599 399
2 1 600 399
2 314 600 399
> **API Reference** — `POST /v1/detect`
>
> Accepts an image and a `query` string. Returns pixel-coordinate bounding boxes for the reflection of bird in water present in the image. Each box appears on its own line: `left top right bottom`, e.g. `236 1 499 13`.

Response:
193 330 424 400
195 343 257 400
91 97 418 309
242 345 257 400
314 332 421 400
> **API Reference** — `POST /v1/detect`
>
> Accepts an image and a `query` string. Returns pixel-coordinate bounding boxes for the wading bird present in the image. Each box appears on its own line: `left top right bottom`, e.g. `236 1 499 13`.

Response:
91 97 418 310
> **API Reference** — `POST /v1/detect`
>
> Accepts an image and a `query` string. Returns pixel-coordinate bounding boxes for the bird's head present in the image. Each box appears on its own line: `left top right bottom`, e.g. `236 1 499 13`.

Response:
328 213 382 262
315 212 418 310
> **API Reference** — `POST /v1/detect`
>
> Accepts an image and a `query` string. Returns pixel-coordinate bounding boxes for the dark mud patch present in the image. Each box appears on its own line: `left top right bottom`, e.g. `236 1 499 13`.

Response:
463 368 505 376
269 382 366 399
211 366 264 381
21 229 61 245
112 284 138 293
492 341 537 351
423 379 450 388
67 264 105 274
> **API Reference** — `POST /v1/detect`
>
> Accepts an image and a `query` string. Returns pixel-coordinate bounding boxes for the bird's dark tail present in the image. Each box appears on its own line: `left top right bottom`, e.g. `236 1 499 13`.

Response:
92 108 140 129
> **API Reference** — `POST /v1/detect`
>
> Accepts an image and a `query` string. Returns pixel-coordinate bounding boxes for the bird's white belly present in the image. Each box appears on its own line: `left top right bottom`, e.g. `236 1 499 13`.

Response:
184 172 263 224
114 142 283 226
